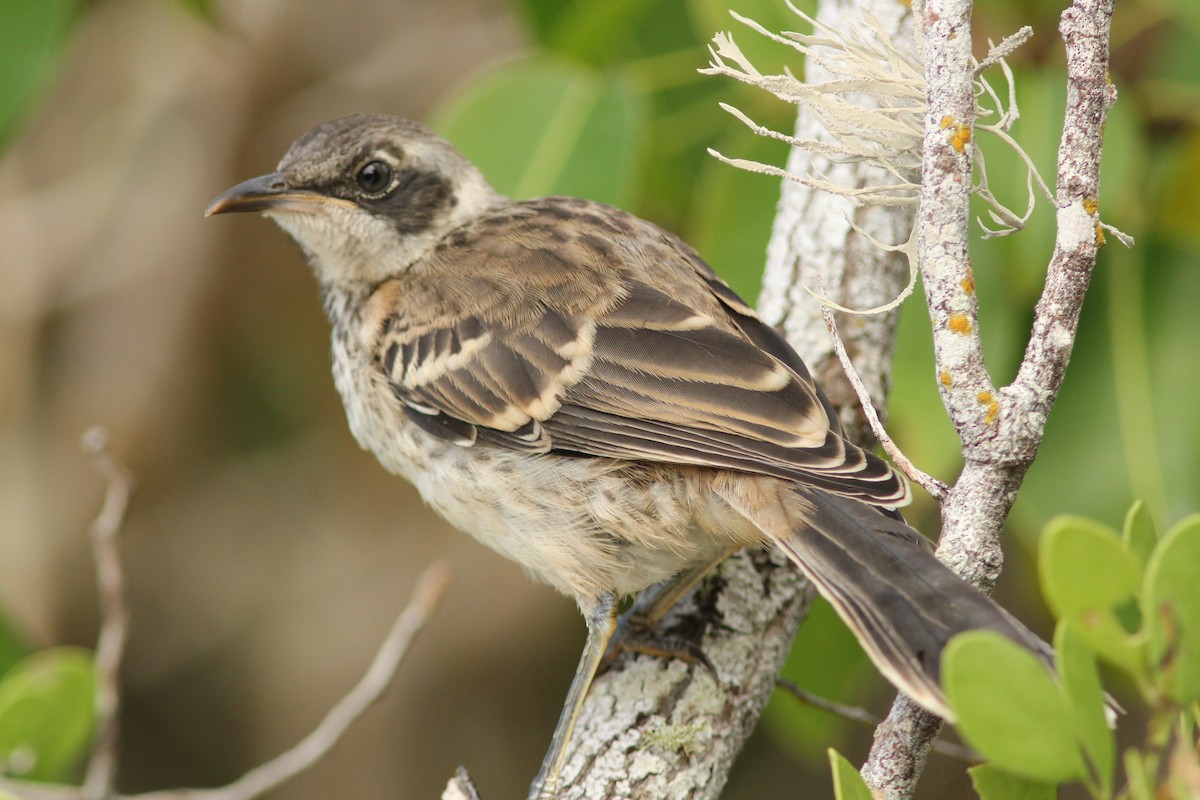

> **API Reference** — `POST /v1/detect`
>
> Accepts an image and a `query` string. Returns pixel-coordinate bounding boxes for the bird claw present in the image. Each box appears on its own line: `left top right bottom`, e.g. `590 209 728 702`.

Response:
598 610 718 679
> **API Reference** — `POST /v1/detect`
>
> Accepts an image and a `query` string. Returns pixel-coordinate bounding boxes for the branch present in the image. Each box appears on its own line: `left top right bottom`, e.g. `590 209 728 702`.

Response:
861 1 1118 797
915 0 991 448
527 551 813 799
756 0 917 445
78 427 135 800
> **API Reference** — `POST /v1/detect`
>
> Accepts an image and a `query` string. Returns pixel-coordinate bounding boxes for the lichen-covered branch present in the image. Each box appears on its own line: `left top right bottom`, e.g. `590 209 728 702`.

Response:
541 552 813 800
862 1 1118 797
916 0 992 447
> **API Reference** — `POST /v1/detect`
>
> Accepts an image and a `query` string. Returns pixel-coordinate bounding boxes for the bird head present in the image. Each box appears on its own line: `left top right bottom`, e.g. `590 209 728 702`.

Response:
206 114 500 287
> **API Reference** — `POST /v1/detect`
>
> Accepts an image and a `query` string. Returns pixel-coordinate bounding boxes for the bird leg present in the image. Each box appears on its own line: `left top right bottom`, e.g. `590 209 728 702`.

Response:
598 552 734 676
528 592 618 800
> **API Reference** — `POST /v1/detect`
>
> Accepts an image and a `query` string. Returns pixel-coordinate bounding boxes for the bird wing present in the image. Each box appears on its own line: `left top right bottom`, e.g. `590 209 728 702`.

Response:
373 197 909 508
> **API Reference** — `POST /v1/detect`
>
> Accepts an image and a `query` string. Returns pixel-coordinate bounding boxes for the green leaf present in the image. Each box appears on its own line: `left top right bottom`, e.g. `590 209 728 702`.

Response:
1055 621 1114 795
0 647 96 781
0 0 78 148
1039 515 1146 672
968 763 1058 800
1143 514 1200 702
431 58 647 207
943 631 1088 784
1122 500 1158 569
828 748 873 800
1040 515 1141 617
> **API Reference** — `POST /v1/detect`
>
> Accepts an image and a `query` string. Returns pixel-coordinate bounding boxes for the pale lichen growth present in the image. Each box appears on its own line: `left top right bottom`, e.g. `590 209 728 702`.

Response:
701 5 1114 315
1056 199 1096 251
643 720 710 757
702 6 925 211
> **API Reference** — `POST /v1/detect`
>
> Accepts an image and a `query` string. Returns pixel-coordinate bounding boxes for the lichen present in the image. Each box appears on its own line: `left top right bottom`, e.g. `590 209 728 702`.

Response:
976 390 999 424
948 313 972 334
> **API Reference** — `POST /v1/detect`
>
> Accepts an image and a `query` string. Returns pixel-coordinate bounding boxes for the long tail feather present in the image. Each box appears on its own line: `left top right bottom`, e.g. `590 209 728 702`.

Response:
715 479 1047 719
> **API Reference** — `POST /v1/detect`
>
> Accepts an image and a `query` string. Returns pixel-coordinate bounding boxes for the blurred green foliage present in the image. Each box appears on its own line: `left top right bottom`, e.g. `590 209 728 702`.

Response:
0 617 26 680
0 0 78 148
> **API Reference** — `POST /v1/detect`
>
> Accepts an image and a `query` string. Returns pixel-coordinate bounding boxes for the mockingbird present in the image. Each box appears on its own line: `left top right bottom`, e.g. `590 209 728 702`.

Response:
207 113 1042 798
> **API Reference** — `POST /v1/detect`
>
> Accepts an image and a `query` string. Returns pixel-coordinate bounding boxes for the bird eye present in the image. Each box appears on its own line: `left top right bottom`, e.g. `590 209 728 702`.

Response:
355 160 393 194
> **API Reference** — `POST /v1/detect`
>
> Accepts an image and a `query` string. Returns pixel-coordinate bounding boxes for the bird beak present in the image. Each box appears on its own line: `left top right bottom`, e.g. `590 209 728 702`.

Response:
205 173 356 217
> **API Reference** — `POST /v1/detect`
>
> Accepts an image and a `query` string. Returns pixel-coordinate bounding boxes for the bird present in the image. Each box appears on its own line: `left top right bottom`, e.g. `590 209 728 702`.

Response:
206 113 1043 798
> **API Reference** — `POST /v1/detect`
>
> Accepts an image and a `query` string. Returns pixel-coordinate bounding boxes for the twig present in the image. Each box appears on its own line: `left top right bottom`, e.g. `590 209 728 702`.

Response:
138 560 451 800
773 679 976 762
816 294 949 502
80 426 135 800
973 26 1034 76
441 767 484 800
0 561 451 800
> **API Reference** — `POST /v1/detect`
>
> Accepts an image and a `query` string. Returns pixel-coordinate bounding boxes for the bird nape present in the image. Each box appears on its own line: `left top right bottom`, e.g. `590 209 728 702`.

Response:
207 113 1047 799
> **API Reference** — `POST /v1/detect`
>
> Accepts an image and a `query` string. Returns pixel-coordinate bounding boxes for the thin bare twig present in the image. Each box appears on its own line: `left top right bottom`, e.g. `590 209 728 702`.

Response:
773 679 976 762
138 560 451 800
816 295 949 502
973 26 1034 76
0 561 450 800
79 426 135 800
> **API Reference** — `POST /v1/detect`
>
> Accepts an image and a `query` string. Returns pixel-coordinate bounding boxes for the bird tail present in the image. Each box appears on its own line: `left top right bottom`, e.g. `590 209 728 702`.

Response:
714 478 1046 719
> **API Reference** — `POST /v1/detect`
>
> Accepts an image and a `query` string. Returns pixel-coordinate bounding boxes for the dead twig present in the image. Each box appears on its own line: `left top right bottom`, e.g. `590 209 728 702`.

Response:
773 678 976 762
816 294 949 502
79 427 135 800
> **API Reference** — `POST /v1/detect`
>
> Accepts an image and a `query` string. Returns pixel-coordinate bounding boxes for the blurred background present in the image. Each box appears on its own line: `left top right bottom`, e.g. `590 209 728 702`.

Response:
0 0 1197 797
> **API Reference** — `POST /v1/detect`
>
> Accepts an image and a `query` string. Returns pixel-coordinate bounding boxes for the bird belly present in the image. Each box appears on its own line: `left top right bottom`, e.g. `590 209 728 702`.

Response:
332 347 752 606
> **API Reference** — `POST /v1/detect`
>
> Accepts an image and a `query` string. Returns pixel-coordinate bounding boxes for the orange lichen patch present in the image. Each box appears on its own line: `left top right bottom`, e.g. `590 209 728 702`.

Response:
939 371 953 388
940 115 955 129
960 275 975 296
949 123 972 153
977 391 999 425
1083 197 1099 216
948 313 972 334
1096 223 1106 247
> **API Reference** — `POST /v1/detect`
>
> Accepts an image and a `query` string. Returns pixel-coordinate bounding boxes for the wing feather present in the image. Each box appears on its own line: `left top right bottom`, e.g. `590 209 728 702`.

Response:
373 197 910 507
